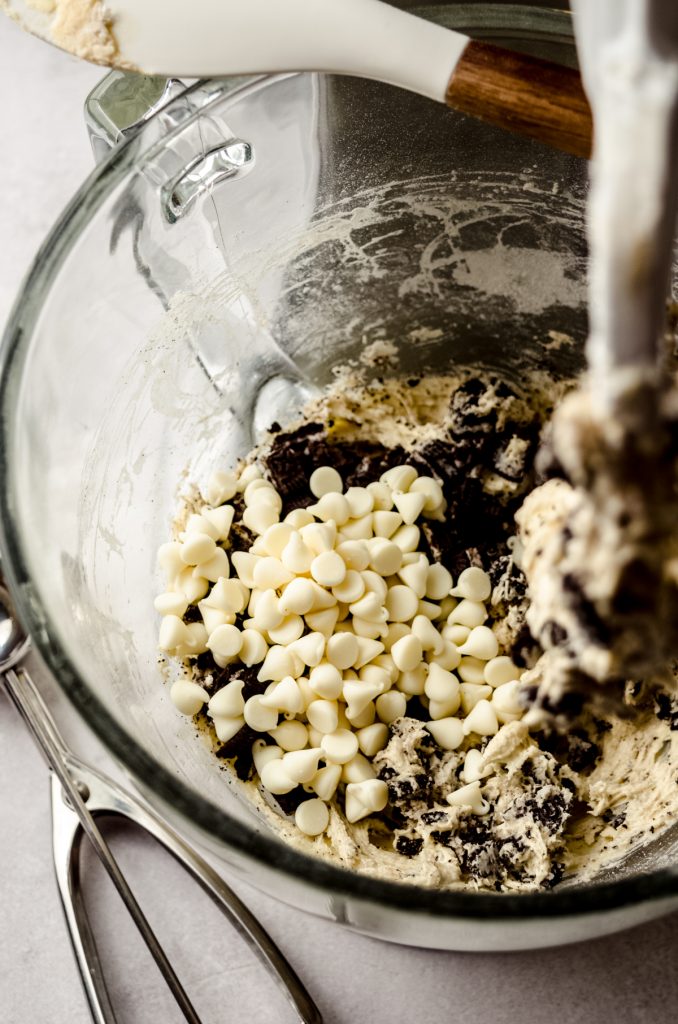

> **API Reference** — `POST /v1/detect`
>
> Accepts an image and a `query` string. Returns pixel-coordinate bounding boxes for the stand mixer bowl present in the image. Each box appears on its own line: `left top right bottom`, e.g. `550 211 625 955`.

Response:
2 3 678 950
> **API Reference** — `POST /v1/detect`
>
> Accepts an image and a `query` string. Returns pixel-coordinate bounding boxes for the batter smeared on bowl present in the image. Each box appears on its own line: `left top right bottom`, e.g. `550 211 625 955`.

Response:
155 371 678 892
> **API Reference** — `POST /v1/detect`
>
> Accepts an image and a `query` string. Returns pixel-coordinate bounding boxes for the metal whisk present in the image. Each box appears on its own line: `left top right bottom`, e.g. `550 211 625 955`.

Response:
0 582 322 1024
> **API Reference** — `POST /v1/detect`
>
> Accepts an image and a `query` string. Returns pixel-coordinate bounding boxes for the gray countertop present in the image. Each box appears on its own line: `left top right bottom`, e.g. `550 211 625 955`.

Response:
1 14 678 1024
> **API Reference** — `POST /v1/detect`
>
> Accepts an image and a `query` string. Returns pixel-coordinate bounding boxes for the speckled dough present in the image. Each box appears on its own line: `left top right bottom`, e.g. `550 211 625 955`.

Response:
180 370 678 892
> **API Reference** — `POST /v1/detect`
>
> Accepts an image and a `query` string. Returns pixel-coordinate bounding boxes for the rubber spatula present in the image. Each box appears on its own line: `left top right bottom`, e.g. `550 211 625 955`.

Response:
2 0 591 157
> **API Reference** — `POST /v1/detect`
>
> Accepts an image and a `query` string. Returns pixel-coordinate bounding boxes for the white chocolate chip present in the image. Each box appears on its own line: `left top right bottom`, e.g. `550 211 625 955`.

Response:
383 623 410 652
392 490 426 525
372 654 398 684
343 680 384 720
341 753 377 783
347 701 376 728
425 563 453 601
381 465 417 491
259 522 293 559
447 599 487 628
260 759 297 794
361 570 388 602
240 629 268 666
180 533 216 567
154 592 189 618
282 748 323 784
253 557 294 591
484 656 521 688
252 740 283 775
321 728 359 764
231 552 261 588
460 682 493 715
326 632 360 670
284 508 315 529
309 466 343 497
243 503 280 535
207 624 243 659
237 464 263 490
204 469 238 506
429 640 461 672
170 679 208 716
295 798 330 836
306 699 339 734
270 720 309 751
345 779 388 822
462 748 492 784
426 717 464 750
258 645 299 682
463 699 499 737
385 584 420 622
200 604 234 636
208 680 245 718
352 616 387 640
310 551 346 588
446 780 489 815
443 623 471 646
311 763 342 801
369 538 403 576
253 589 285 631
307 581 338 611
353 637 385 669
366 481 394 511
308 662 344 699
375 690 407 724
492 680 525 723
411 614 444 653
305 607 340 637
301 521 337 555
176 568 209 604
267 615 304 647
212 716 245 744
288 632 326 668
281 532 314 575
202 504 235 541
312 492 350 526
157 541 185 581
244 694 279 732
396 664 427 695
391 633 423 672
410 476 444 513
260 676 304 714
339 514 374 541
424 663 461 710
194 547 230 583
450 566 492 602
396 559 428 599
428 697 461 720
458 625 499 661
391 524 420 553
356 722 389 757
332 570 365 604
372 510 403 538
336 540 370 571
344 487 374 518
159 615 191 652
206 578 249 614
349 591 386 623
458 656 488 685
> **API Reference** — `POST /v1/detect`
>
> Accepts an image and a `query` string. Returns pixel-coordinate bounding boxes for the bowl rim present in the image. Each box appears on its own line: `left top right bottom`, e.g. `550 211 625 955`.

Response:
2 15 677 925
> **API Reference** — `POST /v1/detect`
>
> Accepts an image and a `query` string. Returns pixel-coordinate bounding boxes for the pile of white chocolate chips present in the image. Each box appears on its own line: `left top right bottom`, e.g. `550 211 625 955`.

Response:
156 462 527 839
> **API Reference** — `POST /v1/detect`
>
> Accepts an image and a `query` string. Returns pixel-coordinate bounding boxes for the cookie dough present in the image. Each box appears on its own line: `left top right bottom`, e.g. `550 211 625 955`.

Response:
157 370 678 892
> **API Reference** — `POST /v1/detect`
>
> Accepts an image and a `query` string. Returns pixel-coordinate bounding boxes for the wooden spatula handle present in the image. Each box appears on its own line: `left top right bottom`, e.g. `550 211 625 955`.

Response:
446 40 592 159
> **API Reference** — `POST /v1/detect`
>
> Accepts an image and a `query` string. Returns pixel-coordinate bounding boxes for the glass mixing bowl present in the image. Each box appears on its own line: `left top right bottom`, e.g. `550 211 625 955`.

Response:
2 3 678 951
